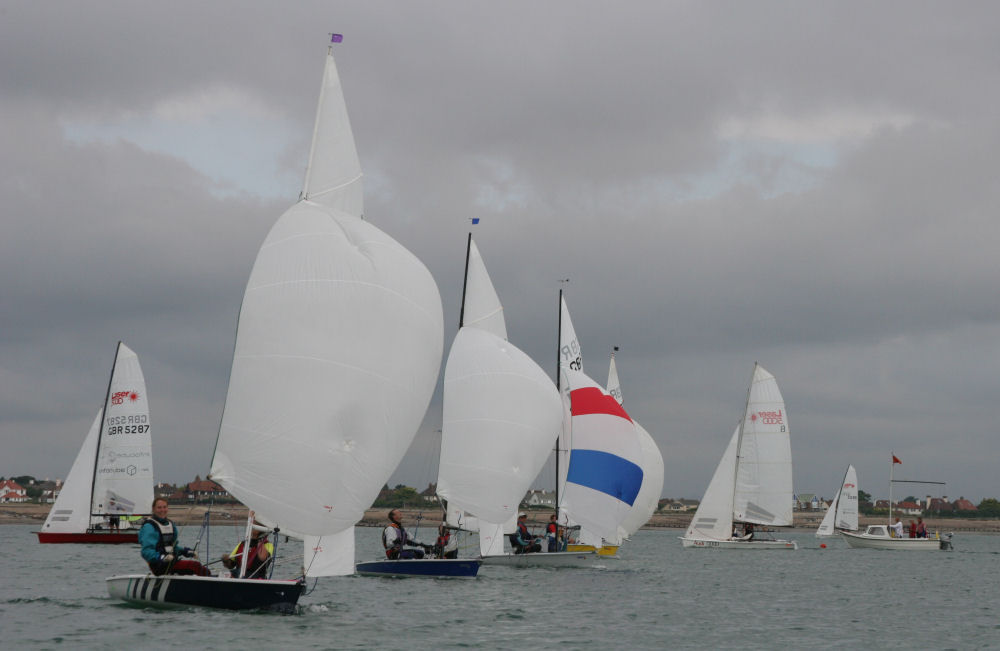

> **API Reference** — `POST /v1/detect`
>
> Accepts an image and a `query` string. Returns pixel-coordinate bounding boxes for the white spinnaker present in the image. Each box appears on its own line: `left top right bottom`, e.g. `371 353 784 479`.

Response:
438 239 560 540
92 343 154 518
438 328 561 525
303 528 356 578
210 48 443 560
301 50 363 217
40 411 101 534
618 422 664 540
211 201 443 541
733 365 793 527
836 465 859 531
685 427 739 541
560 369 644 543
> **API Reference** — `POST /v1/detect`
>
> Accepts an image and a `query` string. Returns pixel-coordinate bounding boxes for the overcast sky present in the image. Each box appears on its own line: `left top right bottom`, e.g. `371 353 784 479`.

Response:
2 1 998 504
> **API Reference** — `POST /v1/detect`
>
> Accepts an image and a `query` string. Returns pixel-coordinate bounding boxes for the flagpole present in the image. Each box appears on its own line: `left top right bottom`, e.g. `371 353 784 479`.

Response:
889 453 894 528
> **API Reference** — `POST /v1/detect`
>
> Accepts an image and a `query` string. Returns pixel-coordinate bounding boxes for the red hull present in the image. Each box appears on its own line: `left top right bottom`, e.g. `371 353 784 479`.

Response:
36 530 138 544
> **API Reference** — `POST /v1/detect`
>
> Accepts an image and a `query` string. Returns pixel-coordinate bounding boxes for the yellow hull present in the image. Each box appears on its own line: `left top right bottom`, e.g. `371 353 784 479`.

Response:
566 543 619 556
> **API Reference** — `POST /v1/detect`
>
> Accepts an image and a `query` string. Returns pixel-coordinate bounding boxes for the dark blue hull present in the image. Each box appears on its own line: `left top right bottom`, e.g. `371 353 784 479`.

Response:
355 558 481 578
107 574 303 613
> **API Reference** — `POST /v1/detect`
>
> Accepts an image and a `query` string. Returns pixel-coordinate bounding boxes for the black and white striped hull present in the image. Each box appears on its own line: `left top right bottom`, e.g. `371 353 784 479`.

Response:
106 574 303 612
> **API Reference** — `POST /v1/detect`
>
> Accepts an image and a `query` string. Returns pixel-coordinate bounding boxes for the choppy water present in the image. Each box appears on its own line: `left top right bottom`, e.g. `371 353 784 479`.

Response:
2 524 997 649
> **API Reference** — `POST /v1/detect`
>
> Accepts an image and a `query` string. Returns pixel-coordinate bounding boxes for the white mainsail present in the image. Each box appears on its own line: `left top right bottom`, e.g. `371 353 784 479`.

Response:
437 238 562 557
733 364 793 527
210 45 443 577
816 464 859 536
92 343 154 517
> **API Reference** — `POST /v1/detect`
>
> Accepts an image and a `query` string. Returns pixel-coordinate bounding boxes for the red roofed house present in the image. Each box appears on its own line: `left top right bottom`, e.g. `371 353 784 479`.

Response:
186 476 229 501
952 497 977 512
0 479 28 503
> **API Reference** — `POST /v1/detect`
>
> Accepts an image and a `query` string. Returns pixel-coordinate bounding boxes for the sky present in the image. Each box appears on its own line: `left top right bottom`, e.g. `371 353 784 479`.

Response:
2 1 998 504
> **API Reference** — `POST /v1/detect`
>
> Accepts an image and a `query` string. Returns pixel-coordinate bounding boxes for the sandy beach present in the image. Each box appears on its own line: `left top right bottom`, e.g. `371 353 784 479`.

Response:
5 502 998 533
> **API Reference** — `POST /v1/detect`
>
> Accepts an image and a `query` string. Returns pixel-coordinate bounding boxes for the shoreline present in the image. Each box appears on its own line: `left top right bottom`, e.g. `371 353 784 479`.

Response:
5 503 999 533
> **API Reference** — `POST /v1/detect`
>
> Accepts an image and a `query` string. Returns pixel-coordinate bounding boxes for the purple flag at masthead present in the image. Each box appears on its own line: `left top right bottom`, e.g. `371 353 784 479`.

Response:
330 33 343 43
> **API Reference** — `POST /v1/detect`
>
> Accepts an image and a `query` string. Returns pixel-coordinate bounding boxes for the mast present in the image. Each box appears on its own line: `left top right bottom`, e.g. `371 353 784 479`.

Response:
731 362 757 528
555 289 563 526
458 233 471 329
89 341 121 520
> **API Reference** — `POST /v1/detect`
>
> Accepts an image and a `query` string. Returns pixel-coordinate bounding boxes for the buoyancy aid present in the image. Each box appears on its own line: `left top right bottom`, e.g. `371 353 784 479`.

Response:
383 522 407 558
145 517 177 556
230 536 273 577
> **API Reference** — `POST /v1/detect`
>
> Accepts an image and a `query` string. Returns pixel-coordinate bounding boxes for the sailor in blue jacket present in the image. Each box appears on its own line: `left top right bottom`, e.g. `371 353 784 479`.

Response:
139 498 211 576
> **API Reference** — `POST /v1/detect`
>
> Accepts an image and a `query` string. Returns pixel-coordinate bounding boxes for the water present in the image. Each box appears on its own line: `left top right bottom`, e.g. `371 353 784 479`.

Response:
2 525 997 649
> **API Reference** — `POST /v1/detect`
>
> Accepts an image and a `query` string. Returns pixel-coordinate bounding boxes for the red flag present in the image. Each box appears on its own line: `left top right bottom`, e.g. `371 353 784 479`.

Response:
892 455 902 464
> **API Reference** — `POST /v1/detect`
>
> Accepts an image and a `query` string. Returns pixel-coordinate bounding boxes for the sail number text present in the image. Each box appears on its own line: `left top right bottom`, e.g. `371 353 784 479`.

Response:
106 414 149 435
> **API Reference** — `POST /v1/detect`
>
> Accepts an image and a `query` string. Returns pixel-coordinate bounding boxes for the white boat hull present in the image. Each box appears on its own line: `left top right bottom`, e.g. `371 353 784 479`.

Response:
479 551 598 567
680 536 798 550
841 531 952 550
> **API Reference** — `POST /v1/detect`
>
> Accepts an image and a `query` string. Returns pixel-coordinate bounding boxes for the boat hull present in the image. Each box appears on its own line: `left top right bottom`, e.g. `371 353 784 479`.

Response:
680 536 798 550
106 574 303 612
840 531 952 550
355 558 481 578
479 550 598 567
566 543 619 557
37 531 138 544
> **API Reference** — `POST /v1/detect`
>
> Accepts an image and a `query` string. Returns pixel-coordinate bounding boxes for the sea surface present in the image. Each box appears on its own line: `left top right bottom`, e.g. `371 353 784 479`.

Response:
2 524 997 650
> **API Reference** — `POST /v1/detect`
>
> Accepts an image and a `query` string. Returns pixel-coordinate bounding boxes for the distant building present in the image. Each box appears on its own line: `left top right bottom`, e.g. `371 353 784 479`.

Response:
952 497 977 512
420 483 439 503
522 490 555 507
794 493 822 511
0 479 28 503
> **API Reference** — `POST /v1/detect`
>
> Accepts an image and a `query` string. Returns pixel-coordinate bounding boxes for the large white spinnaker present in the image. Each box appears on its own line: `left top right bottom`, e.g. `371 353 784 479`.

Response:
733 364 793 527
92 343 154 520
437 238 561 557
210 46 443 577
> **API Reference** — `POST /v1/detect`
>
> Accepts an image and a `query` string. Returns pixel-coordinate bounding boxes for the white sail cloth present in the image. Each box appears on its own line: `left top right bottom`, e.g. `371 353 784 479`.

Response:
816 465 859 536
211 48 443 576
437 239 561 556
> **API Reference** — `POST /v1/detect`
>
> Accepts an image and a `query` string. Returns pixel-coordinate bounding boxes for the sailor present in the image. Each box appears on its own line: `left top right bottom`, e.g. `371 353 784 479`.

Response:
222 520 274 578
139 498 211 576
432 524 458 559
545 514 559 552
382 509 430 559
509 513 541 554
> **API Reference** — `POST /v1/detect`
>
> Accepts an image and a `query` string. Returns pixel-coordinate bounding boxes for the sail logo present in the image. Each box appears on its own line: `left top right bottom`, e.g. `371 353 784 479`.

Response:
751 409 783 425
111 390 140 405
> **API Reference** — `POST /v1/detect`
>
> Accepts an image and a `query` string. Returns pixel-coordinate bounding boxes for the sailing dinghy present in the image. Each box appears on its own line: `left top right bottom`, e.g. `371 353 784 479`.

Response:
547 295 646 560
37 342 153 544
108 36 444 609
815 464 859 537
429 236 569 570
680 363 797 550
